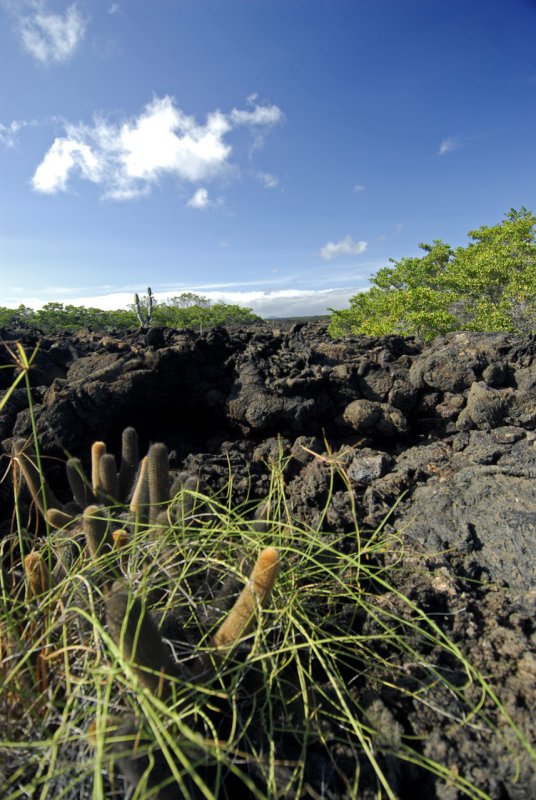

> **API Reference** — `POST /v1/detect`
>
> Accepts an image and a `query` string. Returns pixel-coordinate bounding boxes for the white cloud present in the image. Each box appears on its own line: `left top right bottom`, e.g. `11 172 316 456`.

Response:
230 104 283 127
353 183 366 192
255 171 279 189
230 94 284 152
438 135 462 155
32 136 102 192
187 187 209 209
108 2 120 13
320 235 368 261
32 95 284 199
0 119 32 148
9 287 360 319
12 2 88 65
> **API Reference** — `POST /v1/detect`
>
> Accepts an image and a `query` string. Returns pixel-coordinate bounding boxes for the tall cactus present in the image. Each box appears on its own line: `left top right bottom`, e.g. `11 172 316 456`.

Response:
134 287 154 329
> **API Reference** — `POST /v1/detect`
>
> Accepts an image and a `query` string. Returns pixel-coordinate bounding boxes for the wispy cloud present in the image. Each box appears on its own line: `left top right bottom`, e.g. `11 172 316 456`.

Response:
6 1 88 65
255 171 279 189
32 95 284 199
352 183 366 192
0 119 34 148
438 135 462 155
320 235 368 261
108 2 120 13
231 93 284 153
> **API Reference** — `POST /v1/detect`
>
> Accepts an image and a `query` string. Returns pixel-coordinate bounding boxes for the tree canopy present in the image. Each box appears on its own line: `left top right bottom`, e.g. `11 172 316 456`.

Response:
328 208 536 340
0 293 262 334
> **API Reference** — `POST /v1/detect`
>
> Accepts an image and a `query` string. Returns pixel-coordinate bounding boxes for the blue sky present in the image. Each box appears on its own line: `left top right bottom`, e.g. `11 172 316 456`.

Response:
1 0 536 318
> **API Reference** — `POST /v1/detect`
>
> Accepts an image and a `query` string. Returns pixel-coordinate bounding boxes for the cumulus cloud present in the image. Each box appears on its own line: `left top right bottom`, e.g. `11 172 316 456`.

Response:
438 135 462 155
320 235 368 261
32 95 283 199
9 1 88 65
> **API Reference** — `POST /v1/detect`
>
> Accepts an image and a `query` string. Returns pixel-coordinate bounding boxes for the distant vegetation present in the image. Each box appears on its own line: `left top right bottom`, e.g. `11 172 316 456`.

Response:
3 209 535 340
0 292 262 334
329 208 536 340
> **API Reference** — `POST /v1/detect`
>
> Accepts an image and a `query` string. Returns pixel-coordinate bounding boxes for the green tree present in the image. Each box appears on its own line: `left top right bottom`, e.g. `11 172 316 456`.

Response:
0 305 35 329
329 209 536 340
152 294 261 329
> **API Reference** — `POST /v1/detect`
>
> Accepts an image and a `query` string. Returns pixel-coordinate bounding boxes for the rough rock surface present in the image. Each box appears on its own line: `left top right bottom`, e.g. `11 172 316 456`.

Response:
1 323 535 799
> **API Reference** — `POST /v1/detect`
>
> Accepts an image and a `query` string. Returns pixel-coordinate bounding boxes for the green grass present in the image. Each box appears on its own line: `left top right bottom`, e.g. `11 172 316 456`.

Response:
0 344 534 800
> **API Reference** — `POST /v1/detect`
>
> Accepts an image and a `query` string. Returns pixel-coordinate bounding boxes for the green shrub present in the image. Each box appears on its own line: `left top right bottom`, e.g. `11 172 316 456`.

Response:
329 208 536 340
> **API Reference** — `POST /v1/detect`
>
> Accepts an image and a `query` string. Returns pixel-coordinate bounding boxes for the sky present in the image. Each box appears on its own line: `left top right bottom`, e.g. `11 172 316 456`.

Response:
1 0 536 319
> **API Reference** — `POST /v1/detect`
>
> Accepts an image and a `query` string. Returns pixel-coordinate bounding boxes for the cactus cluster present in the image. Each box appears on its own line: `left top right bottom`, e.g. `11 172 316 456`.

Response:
10 427 280 796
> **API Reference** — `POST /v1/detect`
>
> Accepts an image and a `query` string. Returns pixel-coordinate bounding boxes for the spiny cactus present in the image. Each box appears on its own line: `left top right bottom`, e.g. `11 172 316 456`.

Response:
99 546 281 795
9 426 283 799
211 547 280 654
147 442 170 524
13 427 141 530
105 580 176 696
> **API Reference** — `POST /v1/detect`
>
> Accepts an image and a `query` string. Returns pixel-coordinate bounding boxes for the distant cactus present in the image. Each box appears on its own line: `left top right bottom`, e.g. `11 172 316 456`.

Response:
134 286 154 329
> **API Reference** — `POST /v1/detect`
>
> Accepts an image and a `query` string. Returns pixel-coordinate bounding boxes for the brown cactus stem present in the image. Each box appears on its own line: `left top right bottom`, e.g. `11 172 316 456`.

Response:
66 457 91 508
83 505 114 559
118 427 139 503
98 453 119 501
112 529 129 549
147 443 169 525
46 507 75 529
24 552 51 597
13 440 64 518
211 547 280 655
130 456 149 523
105 580 173 697
91 441 107 496
112 529 129 570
